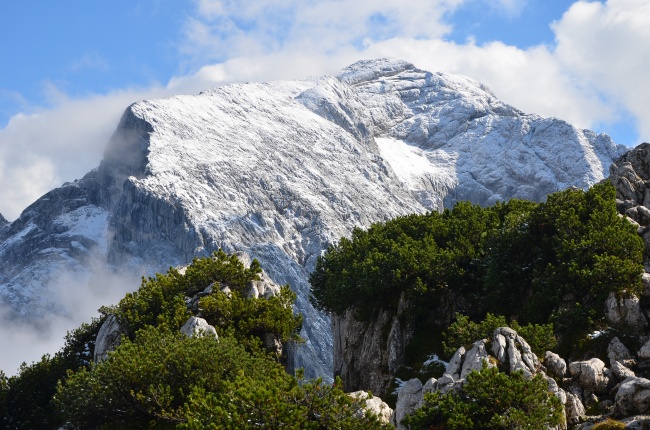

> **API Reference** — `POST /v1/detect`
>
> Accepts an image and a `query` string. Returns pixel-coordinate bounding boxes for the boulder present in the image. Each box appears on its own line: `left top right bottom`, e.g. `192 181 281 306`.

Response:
615 377 650 416
608 337 633 366
605 292 648 332
433 373 461 394
638 339 650 359
565 392 586 427
94 314 127 363
638 206 650 225
460 340 491 379
180 316 218 339
445 346 465 380
348 391 393 424
612 360 636 380
568 358 612 394
394 378 423 430
545 351 567 379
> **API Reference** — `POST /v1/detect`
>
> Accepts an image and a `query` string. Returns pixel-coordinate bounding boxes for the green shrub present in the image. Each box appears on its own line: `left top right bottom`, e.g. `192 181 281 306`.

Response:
54 326 283 428
115 250 301 356
310 183 643 353
56 326 390 429
593 418 626 429
199 284 303 354
402 366 564 430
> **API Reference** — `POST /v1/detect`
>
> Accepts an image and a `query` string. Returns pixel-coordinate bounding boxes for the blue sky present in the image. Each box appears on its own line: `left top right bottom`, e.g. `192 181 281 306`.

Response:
1 0 649 220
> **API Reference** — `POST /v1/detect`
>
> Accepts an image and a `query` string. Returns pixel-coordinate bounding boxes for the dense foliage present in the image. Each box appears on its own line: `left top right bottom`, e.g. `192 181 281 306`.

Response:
401 366 564 430
115 250 302 356
56 326 388 429
310 183 644 351
2 251 388 429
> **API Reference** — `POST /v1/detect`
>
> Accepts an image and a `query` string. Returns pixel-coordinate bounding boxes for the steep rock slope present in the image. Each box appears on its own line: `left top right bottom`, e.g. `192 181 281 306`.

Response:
0 59 625 378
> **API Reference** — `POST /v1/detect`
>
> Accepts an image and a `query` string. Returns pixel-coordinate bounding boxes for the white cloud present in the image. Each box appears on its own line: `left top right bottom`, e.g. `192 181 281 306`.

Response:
553 0 650 138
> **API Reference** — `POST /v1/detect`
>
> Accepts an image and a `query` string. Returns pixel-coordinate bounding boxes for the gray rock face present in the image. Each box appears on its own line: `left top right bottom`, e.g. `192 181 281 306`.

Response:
605 292 648 332
460 340 491 379
492 327 539 376
394 378 423 430
565 392 587 427
616 377 650 416
332 307 411 395
0 58 627 380
609 337 633 365
94 314 127 363
545 351 567 379
568 358 612 394
0 213 7 228
180 316 218 339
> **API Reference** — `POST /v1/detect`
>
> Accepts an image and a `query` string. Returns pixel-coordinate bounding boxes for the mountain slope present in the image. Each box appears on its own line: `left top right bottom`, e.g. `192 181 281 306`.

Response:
0 58 626 378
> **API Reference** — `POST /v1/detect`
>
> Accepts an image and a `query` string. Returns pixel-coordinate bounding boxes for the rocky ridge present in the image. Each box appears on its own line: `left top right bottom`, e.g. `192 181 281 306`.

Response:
0 58 626 379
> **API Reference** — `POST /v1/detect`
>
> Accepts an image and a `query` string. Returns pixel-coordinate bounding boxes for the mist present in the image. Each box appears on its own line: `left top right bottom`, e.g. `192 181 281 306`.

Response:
0 262 143 376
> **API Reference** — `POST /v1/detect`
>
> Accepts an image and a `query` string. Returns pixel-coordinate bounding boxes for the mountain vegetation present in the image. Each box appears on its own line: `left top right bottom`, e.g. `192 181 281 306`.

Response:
311 182 644 355
0 252 389 429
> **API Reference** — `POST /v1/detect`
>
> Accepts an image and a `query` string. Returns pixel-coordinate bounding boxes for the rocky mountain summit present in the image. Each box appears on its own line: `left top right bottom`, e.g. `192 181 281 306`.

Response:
0 58 626 378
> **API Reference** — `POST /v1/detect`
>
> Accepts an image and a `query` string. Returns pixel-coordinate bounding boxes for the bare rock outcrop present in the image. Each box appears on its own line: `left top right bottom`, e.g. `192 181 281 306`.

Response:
348 391 394 425
394 378 423 430
492 327 539 376
180 316 218 339
605 292 648 332
568 358 613 394
94 314 127 363
616 377 650 416
545 351 568 379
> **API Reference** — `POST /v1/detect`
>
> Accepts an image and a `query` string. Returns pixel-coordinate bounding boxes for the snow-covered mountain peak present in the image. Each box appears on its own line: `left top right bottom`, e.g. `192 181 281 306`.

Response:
0 58 627 377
